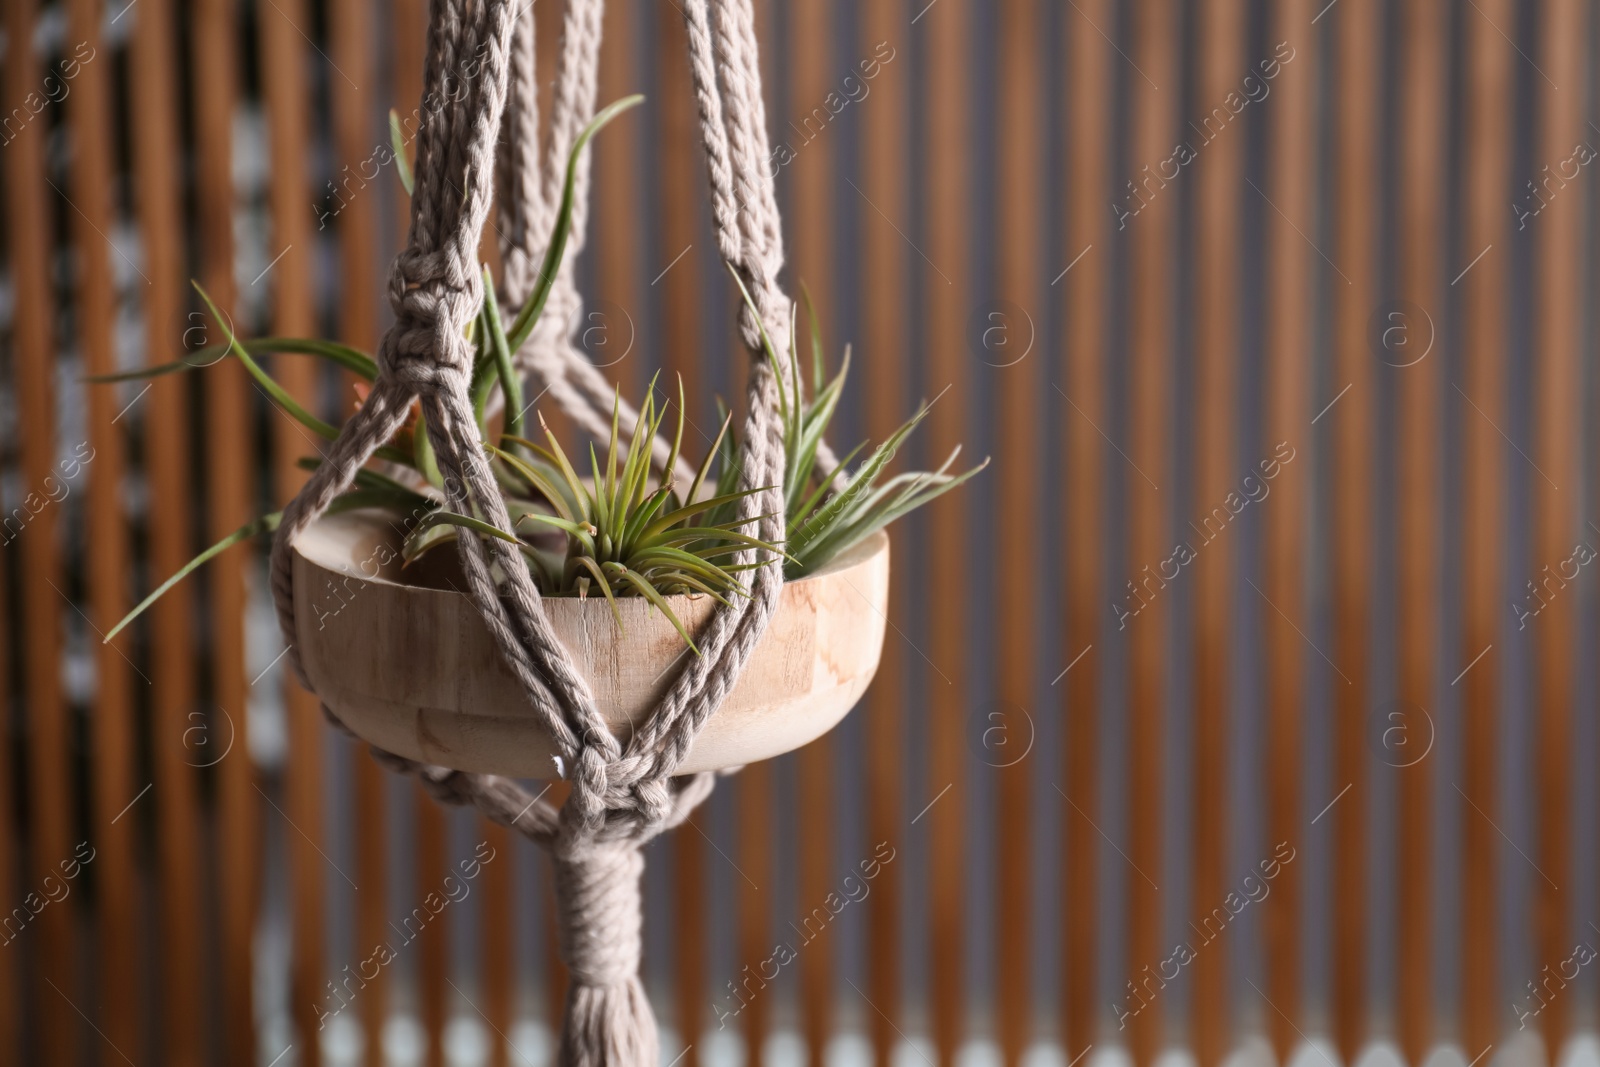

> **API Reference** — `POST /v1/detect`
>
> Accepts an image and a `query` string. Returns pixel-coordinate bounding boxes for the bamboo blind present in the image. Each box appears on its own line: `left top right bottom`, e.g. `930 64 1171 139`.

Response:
0 1 1596 1065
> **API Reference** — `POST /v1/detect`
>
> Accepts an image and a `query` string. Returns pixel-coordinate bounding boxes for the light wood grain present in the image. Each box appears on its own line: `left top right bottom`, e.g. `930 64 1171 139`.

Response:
294 513 888 776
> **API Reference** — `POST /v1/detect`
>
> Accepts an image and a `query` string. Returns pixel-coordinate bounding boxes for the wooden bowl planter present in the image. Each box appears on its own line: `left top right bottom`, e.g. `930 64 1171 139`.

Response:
292 510 889 777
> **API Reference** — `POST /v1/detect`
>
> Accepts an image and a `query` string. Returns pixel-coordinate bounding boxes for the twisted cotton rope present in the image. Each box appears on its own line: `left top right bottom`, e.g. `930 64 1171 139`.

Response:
268 0 799 1062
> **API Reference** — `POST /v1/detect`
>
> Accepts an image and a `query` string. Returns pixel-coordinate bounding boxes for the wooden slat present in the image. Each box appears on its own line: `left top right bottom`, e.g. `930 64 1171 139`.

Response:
1260 2 1314 1054
676 810 707 1058
1458 0 1511 1050
328 0 392 1059
191 0 257 1059
786 5 837 1058
128 0 209 1060
63 0 145 1059
995 0 1041 1060
1395 0 1440 1040
257 0 327 1057
1395 0 1443 1054
2 2 76 1061
860 2 908 1064
1124 0 1175 1060
1062 0 1109 1054
654 5 708 1056
1190 0 1245 1059
921 0 971 1058
0 538 13 1060
417 795 448 1067
479 819 515 1067
1331 0 1377 1053
596 0 643 400
1534 0 1585 1049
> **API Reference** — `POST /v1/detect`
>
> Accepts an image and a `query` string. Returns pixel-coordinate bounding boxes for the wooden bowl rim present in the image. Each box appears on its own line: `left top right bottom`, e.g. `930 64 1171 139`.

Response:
293 511 889 609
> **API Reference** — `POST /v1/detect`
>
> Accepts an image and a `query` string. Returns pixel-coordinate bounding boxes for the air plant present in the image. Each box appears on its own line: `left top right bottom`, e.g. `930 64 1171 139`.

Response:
93 91 983 656
710 275 989 579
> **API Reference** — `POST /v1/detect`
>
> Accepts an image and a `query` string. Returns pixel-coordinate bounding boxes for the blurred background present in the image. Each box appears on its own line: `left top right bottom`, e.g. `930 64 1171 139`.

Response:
2 0 1598 1065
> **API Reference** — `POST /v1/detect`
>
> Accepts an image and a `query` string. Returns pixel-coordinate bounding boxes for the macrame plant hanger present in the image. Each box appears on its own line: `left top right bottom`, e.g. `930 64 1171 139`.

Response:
266 0 814 1064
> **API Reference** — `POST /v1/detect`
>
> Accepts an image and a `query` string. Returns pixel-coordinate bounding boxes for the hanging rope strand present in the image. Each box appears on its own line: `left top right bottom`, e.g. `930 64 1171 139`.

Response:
270 0 809 1061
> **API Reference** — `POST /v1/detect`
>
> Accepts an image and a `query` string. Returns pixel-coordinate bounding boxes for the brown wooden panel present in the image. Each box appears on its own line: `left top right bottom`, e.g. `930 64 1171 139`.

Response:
859 1 908 1063
1331 0 1377 1053
921 0 971 1059
128 0 209 1061
257 0 327 1057
1395 0 1443 1054
191 1 258 1060
733 759 773 1061
676 809 708 1059
1260 1 1314 1054
596 0 643 400
0 543 13 1061
329 0 392 1059
1459 0 1511 1050
63 0 145 1059
480 819 515 1067
786 1 837 1053
1124 0 1175 1060
2 2 77 1062
1534 0 1586 1049
417 792 448 1067
995 0 1041 1060
1190 0 1245 1059
1061 0 1108 1053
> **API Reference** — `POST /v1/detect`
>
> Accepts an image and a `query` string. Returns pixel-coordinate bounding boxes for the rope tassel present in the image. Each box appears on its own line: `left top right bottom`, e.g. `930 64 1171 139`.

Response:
553 839 656 1067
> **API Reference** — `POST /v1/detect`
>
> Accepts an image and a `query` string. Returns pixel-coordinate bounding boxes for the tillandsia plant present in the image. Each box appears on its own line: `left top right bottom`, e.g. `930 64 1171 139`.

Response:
93 93 983 656
713 276 989 580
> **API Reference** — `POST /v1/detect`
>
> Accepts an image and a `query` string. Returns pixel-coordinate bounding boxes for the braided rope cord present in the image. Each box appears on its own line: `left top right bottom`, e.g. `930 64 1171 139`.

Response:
266 0 808 1062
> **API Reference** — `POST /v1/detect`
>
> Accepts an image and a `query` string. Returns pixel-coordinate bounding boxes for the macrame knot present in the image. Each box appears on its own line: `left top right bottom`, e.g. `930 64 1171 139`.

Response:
379 248 482 395
553 837 645 987
733 262 789 358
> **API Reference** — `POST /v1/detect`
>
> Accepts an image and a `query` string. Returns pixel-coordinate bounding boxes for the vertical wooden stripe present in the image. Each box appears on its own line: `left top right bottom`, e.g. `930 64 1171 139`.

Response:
542 781 572 1036
1260 5 1314 1055
2 2 76 1061
329 0 393 1058
787 3 837 1056
1395 0 1443 1054
921 0 971 1058
1458 0 1510 1050
676 810 707 1059
480 819 514 1067
1534 0 1585 1048
1124 0 1175 1060
417 795 447 1067
1190 0 1245 1060
597 0 643 398
259 0 327 1057
860 3 907 1064
191 0 258 1059
0 550 14 1061
995 0 1040 1061
655 6 707 1056
64 0 144 1058
1062 0 1108 1053
128 0 208 1060
1331 0 1377 1053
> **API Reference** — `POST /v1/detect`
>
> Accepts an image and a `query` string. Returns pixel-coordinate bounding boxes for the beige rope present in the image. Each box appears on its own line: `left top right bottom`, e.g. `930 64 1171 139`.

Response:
268 0 799 1061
